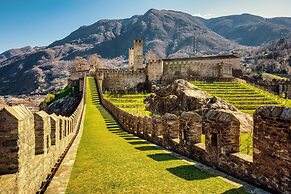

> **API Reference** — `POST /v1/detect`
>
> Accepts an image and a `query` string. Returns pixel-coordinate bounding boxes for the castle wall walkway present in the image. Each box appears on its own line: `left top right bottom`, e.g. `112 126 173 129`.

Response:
65 77 262 193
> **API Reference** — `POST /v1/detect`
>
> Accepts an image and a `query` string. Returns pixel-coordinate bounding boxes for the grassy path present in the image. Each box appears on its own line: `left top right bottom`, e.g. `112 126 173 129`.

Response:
66 77 246 193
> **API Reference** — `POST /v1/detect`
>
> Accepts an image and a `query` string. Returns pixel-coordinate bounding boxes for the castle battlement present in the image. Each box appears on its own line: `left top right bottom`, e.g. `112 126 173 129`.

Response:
96 68 146 75
134 39 143 43
147 59 163 64
0 78 86 193
100 92 291 194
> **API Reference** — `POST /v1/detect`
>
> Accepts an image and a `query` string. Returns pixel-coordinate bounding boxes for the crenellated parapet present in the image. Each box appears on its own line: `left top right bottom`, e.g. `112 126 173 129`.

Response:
100 87 291 194
0 78 86 194
95 68 147 92
146 59 163 82
253 106 291 193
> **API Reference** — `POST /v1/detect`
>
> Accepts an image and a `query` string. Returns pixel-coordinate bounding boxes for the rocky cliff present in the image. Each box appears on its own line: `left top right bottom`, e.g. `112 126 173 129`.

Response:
145 79 253 132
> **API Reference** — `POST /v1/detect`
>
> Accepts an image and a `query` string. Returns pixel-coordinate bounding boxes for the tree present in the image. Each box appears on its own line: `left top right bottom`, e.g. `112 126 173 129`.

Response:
71 57 88 80
73 57 88 72
89 54 102 70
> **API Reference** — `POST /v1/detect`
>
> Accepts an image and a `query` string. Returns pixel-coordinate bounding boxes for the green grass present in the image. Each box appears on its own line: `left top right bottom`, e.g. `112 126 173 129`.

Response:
240 133 253 156
190 81 291 115
42 86 77 107
190 81 288 156
262 73 289 81
66 77 246 194
104 93 151 117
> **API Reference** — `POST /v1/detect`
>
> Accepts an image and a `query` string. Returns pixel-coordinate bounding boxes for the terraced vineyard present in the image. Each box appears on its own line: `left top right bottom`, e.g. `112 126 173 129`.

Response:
191 81 291 115
103 93 151 117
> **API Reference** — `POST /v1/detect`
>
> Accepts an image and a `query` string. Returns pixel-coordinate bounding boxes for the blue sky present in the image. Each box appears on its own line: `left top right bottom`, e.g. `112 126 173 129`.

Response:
0 0 290 53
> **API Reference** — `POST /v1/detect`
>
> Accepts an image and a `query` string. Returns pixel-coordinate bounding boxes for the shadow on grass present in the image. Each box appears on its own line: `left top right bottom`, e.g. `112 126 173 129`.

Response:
135 146 162 151
147 153 180 162
124 137 139 141
118 134 133 138
166 165 214 181
111 131 124 134
128 141 148 145
108 129 120 132
221 187 247 194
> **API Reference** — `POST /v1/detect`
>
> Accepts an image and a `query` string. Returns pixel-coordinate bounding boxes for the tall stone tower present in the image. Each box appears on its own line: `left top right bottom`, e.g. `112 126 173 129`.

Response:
133 39 143 70
128 47 134 70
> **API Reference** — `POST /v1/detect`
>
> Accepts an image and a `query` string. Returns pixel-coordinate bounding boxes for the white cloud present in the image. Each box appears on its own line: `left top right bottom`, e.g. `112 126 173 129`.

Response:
192 13 213 19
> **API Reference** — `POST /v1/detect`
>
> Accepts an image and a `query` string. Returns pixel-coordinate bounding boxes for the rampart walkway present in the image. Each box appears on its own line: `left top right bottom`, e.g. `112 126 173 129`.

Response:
66 77 247 193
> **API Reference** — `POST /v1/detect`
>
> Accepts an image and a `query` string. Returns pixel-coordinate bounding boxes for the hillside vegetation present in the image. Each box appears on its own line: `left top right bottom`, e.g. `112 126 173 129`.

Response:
103 93 151 117
191 81 291 115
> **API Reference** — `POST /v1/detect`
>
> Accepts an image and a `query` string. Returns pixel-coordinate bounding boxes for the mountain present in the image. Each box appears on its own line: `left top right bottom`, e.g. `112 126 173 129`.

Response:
0 9 290 95
0 46 36 62
205 14 291 46
251 38 291 74
49 9 238 59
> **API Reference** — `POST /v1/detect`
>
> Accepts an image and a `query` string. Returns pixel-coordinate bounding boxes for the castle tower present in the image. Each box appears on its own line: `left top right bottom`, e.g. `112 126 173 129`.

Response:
133 40 143 70
147 59 163 81
128 48 134 70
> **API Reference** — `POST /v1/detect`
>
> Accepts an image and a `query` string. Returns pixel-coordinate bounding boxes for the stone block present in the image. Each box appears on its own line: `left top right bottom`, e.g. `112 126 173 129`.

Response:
163 113 179 140
34 111 51 155
180 111 202 144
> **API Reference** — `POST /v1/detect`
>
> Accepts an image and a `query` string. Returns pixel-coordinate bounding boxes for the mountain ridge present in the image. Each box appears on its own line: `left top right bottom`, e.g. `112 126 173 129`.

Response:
0 9 290 95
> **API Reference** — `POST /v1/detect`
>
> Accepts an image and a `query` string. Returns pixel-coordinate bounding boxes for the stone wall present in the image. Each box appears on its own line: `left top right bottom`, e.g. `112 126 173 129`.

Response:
100 90 290 193
92 54 241 92
0 78 86 194
279 82 291 99
161 56 238 84
146 59 164 82
96 69 147 92
243 76 291 99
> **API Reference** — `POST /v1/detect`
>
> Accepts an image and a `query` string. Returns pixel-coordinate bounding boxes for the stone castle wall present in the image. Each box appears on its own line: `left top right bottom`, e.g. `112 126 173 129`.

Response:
147 59 164 82
0 78 86 194
96 69 147 92
99 88 290 193
243 76 291 99
161 57 236 84
95 56 239 92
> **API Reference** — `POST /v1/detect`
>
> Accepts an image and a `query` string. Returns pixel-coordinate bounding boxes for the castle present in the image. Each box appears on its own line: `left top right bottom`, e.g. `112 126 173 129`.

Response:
95 40 241 91
0 77 290 194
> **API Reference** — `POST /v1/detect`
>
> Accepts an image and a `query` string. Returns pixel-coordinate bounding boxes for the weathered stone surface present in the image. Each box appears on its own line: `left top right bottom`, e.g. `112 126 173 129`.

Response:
163 113 179 140
253 106 291 194
103 87 290 194
180 111 202 144
0 79 85 194
34 111 51 155
145 79 253 132
152 115 164 137
204 110 240 155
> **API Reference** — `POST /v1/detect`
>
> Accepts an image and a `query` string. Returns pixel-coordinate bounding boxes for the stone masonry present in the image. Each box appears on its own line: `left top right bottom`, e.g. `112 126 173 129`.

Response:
100 85 291 194
90 39 242 92
0 78 86 194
